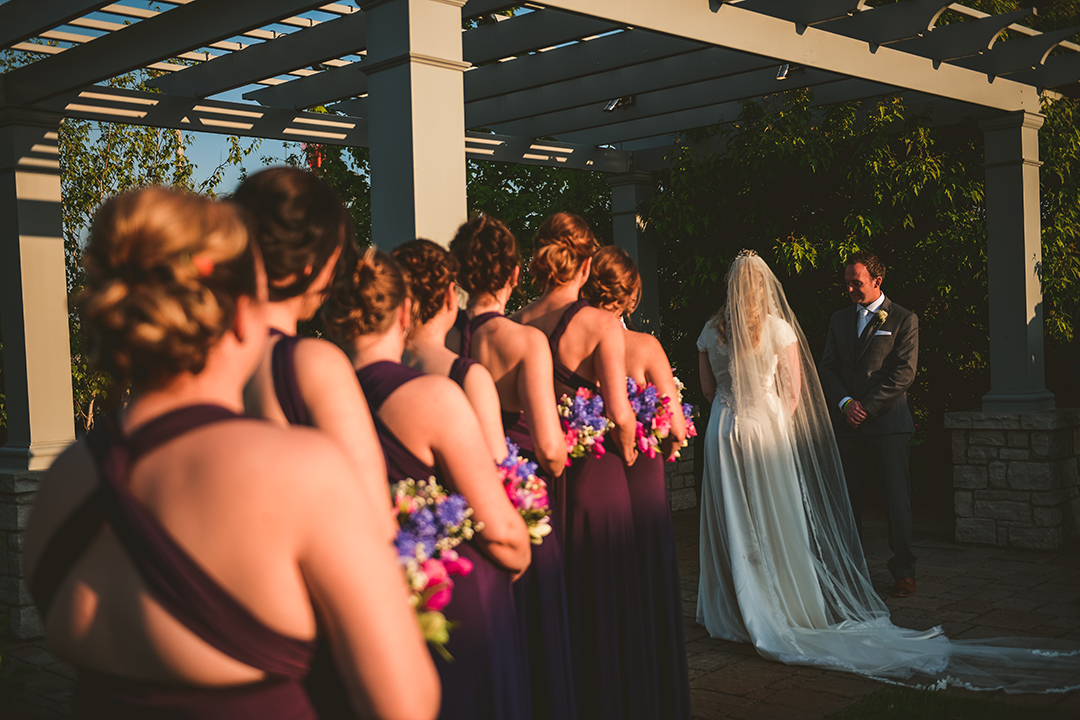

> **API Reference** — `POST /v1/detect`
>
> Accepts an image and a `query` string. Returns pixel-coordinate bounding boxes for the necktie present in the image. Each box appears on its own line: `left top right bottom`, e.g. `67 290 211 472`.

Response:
857 306 870 337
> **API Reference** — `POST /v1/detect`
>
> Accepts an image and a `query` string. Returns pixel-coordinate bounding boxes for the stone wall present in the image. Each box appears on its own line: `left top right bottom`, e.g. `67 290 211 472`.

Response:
0 469 44 639
946 409 1080 550
665 440 699 512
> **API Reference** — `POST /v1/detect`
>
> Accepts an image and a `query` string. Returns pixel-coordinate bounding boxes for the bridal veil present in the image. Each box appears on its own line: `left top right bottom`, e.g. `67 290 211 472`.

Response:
697 250 1079 692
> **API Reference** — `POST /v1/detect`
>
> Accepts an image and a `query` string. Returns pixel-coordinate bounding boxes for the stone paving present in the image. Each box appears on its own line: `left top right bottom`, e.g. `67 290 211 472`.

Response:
2 504 1079 719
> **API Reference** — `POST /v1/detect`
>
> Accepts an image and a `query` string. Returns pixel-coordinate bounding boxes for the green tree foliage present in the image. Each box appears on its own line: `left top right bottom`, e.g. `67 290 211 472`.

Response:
645 88 1080 506
0 48 259 434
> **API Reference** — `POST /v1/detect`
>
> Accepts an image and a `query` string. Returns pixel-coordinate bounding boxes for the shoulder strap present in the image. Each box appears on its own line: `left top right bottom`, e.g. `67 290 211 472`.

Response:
355 360 424 412
29 486 108 620
448 355 477 390
270 334 310 427
461 311 502 358
82 407 311 678
549 300 598 392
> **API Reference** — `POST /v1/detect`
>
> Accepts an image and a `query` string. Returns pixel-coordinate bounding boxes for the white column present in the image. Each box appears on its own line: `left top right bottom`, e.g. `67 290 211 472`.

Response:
609 171 658 332
979 111 1055 413
0 109 75 471
363 0 469 250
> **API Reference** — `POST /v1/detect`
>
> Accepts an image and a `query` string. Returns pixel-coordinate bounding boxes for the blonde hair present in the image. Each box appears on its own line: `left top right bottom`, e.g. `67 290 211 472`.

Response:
81 186 255 387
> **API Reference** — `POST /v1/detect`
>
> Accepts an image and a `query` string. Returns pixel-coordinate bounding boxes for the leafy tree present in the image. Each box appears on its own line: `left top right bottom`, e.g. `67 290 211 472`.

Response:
0 47 260 436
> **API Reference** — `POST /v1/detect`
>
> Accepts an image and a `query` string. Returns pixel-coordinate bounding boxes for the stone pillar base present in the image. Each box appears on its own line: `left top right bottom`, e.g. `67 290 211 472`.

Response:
665 441 698 512
945 409 1080 550
1 469 44 638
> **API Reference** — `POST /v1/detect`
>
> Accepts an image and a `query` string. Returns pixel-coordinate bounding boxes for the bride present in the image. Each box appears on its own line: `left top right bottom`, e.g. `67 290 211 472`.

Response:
695 250 1079 692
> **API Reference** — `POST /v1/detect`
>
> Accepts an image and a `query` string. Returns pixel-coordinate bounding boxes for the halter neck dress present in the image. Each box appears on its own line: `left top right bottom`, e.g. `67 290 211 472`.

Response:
623 391 691 720
357 360 528 720
30 406 317 719
462 312 577 720
546 300 648 720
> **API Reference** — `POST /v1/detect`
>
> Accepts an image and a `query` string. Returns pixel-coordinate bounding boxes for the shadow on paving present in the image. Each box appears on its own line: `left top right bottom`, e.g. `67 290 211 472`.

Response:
3 504 1079 719
676 504 1080 719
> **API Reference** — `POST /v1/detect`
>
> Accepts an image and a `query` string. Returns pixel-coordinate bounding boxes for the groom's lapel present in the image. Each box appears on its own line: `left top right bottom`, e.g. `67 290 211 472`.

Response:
855 297 892 364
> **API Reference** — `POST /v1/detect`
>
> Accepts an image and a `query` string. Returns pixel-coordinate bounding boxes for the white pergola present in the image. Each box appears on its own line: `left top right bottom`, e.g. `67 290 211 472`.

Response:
2 0 1078 474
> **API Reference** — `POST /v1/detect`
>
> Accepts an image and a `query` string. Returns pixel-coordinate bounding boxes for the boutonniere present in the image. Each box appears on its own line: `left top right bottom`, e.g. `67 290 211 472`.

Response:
874 309 888 326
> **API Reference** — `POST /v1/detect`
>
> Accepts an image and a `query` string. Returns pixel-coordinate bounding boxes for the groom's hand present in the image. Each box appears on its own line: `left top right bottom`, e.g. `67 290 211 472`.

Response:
845 399 868 428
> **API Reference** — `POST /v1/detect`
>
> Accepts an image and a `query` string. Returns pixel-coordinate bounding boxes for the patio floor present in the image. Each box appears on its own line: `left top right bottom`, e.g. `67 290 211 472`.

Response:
3 504 1079 719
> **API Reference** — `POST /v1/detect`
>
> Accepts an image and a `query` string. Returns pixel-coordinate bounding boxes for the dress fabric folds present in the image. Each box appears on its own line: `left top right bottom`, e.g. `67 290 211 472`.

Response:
31 406 317 720
357 360 528 720
547 302 648 720
695 307 1080 693
464 312 577 720
624 453 691 720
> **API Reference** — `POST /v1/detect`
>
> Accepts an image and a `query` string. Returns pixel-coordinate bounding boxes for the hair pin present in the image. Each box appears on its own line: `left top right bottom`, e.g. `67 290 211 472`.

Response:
192 254 215 277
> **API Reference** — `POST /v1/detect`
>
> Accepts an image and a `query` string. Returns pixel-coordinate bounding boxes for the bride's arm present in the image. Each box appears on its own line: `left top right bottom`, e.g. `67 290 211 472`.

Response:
785 343 802 414
698 351 716 405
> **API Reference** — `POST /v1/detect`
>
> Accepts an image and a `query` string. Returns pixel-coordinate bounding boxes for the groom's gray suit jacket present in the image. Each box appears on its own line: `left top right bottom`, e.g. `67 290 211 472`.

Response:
818 297 918 436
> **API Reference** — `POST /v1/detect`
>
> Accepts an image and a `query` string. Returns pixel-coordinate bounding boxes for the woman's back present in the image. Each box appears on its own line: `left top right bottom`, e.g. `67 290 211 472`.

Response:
27 416 336 686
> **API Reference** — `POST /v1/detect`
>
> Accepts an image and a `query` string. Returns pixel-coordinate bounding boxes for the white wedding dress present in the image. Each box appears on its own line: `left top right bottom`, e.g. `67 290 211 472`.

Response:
694 252 1079 693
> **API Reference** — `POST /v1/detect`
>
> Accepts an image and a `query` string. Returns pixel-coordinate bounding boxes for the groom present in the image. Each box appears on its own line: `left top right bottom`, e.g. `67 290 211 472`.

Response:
819 251 919 598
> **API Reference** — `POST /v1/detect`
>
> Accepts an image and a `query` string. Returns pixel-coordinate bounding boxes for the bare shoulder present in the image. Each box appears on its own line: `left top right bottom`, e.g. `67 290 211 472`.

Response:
396 372 469 409
506 321 550 352
292 336 355 375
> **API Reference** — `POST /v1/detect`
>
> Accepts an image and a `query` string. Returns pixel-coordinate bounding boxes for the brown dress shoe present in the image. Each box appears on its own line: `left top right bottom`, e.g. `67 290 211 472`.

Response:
889 577 916 598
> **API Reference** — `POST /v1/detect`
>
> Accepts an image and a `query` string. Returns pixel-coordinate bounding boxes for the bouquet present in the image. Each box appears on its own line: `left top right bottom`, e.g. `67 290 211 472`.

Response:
626 376 699 461
673 376 698 441
498 439 552 545
627 376 674 460
558 387 613 464
392 477 481 660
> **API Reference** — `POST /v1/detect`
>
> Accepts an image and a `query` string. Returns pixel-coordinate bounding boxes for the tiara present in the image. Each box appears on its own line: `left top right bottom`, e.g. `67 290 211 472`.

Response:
736 248 758 258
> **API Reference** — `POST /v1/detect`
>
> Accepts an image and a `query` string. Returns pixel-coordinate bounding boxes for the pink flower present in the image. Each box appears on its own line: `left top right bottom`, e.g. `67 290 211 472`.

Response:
441 552 474 577
420 559 454 611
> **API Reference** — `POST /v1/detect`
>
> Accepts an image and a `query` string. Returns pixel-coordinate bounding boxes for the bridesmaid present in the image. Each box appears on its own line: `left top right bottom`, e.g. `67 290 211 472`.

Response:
512 213 646 720
583 245 691 720
23 187 438 720
391 238 507 461
324 248 532 720
234 167 391 533
233 168 395 716
448 217 574 720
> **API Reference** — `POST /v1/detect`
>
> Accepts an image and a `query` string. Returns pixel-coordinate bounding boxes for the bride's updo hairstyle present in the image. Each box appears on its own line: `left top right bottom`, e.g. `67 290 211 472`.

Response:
530 212 600 288
582 245 641 316
449 215 519 298
81 186 256 387
232 166 352 301
323 247 410 342
391 239 458 326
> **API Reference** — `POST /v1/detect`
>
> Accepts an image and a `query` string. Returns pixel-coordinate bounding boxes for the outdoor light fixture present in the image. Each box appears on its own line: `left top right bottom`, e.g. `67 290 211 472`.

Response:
776 64 804 81
602 96 635 112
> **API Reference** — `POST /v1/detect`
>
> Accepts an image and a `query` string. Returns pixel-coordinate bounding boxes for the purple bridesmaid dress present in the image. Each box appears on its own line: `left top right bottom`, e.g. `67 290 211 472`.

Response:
462 313 577 720
357 360 528 720
31 406 318 719
624 451 691 720
547 300 649 720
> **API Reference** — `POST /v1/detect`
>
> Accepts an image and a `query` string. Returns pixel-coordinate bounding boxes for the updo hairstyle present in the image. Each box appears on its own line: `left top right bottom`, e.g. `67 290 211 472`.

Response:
583 245 641 315
81 186 256 387
232 166 352 301
449 216 519 298
323 246 411 342
391 239 459 326
530 212 600 288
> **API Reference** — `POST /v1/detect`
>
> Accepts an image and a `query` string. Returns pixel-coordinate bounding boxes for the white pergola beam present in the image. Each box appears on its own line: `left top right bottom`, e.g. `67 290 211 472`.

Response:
536 0 1039 112
464 29 702 102
957 26 1080 77
0 0 331 107
731 0 867 26
492 66 847 139
816 0 951 45
466 45 776 129
148 9 367 98
889 8 1034 62
0 0 114 50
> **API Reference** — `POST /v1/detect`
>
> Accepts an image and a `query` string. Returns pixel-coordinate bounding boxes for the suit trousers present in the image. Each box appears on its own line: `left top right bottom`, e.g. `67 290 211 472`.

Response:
835 427 916 578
